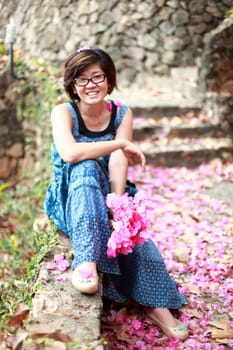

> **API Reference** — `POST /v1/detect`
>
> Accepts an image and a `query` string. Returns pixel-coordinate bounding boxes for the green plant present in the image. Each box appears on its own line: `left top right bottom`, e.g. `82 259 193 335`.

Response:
0 44 7 55
0 54 61 333
226 7 233 17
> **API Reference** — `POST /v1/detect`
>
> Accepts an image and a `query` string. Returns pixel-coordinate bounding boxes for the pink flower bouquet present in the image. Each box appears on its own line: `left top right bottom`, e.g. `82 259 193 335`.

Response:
106 190 153 258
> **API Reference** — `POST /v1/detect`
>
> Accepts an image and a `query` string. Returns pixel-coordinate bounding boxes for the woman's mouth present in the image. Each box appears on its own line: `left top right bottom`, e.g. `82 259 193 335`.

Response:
86 91 99 97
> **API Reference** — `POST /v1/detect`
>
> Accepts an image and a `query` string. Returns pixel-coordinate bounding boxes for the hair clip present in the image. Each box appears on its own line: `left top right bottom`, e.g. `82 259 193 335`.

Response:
77 46 90 53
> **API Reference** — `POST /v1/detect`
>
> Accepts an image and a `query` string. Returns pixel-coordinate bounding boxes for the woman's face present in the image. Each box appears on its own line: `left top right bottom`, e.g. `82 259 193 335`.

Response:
73 63 109 105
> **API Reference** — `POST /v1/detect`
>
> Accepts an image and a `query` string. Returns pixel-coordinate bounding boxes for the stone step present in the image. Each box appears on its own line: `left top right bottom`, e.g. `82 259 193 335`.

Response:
112 67 201 112
138 137 233 167
133 117 232 140
131 102 233 167
131 106 202 119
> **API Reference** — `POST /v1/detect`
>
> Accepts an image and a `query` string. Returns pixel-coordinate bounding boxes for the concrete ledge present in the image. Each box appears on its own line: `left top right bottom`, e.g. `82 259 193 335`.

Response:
27 231 104 350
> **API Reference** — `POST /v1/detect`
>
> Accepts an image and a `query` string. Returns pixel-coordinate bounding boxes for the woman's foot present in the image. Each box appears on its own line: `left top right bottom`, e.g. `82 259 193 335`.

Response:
72 262 99 295
145 308 188 341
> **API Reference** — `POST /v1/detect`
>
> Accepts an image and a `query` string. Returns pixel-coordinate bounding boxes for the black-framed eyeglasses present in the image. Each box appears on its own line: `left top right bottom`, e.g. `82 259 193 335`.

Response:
74 73 106 87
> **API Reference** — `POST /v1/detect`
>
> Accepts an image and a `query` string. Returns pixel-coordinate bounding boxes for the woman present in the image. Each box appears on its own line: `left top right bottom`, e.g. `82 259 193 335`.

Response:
44 47 188 340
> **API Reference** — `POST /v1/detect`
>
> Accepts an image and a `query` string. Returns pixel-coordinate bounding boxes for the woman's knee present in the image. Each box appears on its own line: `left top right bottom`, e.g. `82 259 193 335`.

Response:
70 159 103 177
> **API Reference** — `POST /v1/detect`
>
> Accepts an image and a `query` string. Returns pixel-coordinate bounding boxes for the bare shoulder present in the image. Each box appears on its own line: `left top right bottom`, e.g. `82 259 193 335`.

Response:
121 105 133 121
125 106 133 116
51 102 72 121
52 102 70 114
115 104 133 140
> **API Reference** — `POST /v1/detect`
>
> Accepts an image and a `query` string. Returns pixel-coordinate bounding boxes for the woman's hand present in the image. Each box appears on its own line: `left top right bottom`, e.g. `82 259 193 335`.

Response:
121 140 146 169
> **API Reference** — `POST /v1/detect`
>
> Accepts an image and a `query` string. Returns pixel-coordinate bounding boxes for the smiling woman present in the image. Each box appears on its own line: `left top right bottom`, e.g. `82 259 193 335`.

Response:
44 47 188 341
63 48 117 102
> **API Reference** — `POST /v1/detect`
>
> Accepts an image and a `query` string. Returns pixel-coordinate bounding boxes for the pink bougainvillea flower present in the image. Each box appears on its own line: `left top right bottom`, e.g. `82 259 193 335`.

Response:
106 190 153 258
46 254 70 273
46 261 56 270
135 340 147 350
57 259 70 272
54 254 65 264
132 319 142 330
57 274 67 282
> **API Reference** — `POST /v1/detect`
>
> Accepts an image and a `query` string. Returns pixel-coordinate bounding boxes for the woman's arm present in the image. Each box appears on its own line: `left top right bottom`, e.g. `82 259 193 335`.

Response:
51 103 145 167
51 104 126 163
108 107 145 195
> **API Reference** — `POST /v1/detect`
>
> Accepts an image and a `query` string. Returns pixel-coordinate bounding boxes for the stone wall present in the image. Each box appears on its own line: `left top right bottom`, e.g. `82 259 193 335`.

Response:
0 0 232 85
199 16 233 128
0 64 40 183
0 69 24 182
199 16 233 95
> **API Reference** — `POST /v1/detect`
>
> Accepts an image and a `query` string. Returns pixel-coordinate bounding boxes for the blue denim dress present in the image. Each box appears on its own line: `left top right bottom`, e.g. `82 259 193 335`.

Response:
44 101 186 308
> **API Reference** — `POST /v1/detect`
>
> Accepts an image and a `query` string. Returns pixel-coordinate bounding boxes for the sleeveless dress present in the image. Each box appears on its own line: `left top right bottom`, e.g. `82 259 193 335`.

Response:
44 100 186 308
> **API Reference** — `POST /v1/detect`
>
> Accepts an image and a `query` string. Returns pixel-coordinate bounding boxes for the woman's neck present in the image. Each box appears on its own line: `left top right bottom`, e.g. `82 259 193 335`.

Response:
78 100 107 118
77 100 111 131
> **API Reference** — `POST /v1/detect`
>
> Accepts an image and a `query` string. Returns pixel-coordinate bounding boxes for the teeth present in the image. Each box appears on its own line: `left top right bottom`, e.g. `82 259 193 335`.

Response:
87 92 98 96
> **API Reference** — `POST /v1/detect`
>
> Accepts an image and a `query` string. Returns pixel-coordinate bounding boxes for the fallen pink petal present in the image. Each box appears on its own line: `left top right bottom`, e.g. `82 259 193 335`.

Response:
102 162 233 348
54 254 65 264
46 261 56 270
56 274 67 282
57 259 70 272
